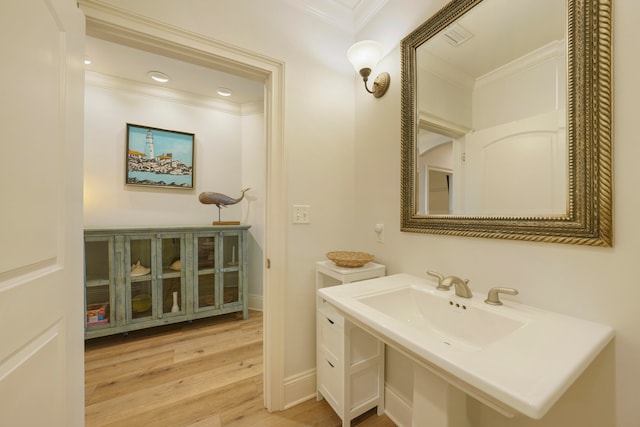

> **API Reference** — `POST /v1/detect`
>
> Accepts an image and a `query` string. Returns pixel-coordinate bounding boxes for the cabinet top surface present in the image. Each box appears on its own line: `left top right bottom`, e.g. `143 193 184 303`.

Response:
316 260 385 275
85 224 251 234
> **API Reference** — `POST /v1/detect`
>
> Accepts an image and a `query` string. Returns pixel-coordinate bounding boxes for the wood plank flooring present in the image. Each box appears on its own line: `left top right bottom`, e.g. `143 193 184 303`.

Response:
85 311 396 426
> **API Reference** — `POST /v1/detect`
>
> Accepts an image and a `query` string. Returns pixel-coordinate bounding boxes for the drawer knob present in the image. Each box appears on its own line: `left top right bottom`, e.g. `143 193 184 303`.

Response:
327 360 334 368
327 317 335 325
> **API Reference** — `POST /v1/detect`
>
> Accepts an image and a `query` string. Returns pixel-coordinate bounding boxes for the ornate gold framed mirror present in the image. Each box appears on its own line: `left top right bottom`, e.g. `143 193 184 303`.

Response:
401 0 612 246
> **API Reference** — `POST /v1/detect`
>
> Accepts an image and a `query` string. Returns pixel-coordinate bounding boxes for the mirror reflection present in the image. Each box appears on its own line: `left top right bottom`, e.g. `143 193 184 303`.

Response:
400 0 613 246
415 0 566 216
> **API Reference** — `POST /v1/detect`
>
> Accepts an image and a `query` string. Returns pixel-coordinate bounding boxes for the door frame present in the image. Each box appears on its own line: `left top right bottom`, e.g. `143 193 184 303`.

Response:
80 1 287 411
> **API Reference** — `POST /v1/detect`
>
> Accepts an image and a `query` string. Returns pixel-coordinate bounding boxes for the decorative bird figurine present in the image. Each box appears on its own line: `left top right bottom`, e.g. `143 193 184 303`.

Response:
199 188 250 224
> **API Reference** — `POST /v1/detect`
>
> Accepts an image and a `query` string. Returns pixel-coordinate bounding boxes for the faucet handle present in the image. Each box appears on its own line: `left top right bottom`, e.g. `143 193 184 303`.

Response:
485 287 519 306
427 270 449 291
427 270 444 281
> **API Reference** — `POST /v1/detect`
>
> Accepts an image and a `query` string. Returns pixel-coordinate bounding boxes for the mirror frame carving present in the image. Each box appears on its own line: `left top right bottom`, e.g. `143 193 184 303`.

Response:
401 0 613 246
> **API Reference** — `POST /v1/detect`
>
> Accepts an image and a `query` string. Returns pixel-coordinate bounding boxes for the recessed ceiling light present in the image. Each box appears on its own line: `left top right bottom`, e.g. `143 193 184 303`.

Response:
217 87 233 97
84 56 92 65
148 71 170 83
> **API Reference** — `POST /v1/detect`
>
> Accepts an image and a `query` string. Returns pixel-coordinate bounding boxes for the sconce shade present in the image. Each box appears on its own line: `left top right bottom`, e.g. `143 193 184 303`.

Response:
347 40 384 74
347 40 390 98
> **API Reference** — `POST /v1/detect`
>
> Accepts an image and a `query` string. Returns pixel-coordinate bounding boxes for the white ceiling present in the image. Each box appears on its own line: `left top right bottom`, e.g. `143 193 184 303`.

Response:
84 36 266 105
83 0 387 105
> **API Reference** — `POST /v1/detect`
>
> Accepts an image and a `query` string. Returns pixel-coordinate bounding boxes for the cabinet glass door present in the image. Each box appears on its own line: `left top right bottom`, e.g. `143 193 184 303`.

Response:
196 235 217 310
128 237 154 321
159 235 184 316
221 234 240 305
84 238 114 330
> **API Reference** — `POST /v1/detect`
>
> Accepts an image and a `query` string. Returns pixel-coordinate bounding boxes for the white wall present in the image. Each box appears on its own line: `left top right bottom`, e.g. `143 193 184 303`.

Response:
418 51 473 130
83 74 265 300
355 0 640 426
472 40 565 130
84 79 242 226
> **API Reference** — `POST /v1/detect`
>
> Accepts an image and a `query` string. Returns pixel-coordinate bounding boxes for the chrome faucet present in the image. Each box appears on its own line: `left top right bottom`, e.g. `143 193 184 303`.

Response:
427 270 473 298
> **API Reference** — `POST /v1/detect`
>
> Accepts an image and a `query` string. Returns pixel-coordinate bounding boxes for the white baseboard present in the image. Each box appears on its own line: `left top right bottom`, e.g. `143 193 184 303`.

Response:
283 368 317 409
248 293 263 311
384 385 413 427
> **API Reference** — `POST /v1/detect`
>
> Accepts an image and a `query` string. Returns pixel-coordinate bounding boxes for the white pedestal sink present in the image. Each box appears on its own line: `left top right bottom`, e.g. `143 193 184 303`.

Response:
318 273 614 423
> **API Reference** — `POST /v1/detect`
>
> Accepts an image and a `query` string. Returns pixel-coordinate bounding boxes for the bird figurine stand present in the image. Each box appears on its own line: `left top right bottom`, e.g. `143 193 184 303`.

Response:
199 188 250 225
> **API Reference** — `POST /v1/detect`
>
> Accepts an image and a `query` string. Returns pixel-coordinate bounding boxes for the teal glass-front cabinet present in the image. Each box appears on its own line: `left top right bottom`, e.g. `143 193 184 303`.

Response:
124 232 187 326
84 236 115 333
159 234 186 318
84 226 250 339
126 235 155 323
196 233 217 311
194 231 244 314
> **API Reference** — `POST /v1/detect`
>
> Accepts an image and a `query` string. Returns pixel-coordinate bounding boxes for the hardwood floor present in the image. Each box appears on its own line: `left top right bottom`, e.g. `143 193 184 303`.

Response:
85 311 396 426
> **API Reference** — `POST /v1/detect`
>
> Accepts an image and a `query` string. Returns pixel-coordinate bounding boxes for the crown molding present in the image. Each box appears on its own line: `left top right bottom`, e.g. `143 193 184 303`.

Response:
352 0 388 32
282 0 388 33
475 40 565 88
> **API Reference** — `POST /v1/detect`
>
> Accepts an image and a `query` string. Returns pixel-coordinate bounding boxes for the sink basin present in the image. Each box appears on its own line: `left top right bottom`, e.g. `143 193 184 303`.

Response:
358 285 527 351
318 273 614 420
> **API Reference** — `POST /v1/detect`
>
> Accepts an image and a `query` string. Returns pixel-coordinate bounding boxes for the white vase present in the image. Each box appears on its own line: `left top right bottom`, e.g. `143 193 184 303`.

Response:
171 291 180 312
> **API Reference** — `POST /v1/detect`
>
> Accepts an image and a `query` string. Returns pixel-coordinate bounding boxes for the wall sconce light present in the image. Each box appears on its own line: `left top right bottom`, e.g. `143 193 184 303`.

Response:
347 40 390 98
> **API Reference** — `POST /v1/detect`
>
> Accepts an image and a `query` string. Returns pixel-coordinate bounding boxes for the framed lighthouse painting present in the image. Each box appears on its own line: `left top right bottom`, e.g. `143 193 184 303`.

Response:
125 123 195 189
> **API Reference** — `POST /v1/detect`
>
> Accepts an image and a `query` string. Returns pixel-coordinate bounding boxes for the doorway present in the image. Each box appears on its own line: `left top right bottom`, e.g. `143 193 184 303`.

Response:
82 12 286 411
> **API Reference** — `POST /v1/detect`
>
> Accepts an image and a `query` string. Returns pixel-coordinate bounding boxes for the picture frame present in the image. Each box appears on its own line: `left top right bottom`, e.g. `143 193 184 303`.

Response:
125 123 195 189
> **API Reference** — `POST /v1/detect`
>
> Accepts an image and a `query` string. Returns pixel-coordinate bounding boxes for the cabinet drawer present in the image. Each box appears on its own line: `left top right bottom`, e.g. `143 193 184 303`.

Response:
318 350 343 411
319 306 344 359
318 349 380 413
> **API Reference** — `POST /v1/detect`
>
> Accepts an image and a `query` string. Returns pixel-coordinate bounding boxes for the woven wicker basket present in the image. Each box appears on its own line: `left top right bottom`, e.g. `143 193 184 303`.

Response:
326 251 374 268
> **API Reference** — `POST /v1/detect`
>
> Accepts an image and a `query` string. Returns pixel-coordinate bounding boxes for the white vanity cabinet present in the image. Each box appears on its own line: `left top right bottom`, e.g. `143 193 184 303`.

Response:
316 261 385 426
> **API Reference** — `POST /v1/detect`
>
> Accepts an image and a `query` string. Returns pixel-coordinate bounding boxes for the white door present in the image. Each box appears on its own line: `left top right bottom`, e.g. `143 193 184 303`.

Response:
0 1 85 425
463 110 566 216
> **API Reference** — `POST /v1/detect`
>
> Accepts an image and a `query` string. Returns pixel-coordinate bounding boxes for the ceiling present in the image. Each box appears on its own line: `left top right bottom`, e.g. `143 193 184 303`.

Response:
84 36 266 105
83 0 387 105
